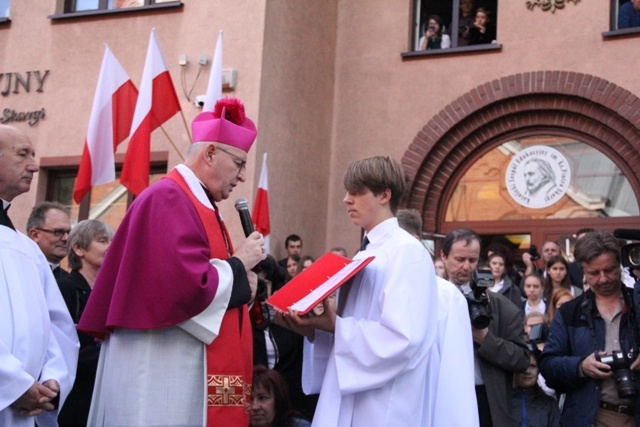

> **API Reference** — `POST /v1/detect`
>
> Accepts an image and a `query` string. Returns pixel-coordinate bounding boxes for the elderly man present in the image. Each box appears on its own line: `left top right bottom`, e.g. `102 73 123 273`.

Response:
78 98 266 426
523 239 561 277
539 231 640 426
440 228 529 427
0 124 79 427
27 201 72 279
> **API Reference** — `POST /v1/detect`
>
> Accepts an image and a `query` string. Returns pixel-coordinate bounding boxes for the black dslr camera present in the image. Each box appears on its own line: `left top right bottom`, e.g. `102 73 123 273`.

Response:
596 350 638 399
527 244 541 261
526 322 549 358
465 269 494 329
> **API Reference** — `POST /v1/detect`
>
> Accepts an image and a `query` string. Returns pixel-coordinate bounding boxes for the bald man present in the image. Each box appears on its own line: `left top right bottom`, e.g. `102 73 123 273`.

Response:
0 124 79 427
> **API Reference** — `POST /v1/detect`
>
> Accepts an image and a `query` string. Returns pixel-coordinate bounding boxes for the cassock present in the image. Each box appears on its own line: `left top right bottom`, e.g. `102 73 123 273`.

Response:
78 164 252 427
0 225 79 427
302 218 438 427
426 277 479 427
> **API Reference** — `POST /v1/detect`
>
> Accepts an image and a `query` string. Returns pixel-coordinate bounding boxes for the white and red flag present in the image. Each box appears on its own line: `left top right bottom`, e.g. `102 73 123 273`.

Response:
252 153 271 254
120 28 181 196
73 45 138 204
203 30 223 112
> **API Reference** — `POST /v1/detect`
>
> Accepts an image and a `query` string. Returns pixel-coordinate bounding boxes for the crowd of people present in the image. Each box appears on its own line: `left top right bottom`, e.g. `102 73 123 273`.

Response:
2 96 640 427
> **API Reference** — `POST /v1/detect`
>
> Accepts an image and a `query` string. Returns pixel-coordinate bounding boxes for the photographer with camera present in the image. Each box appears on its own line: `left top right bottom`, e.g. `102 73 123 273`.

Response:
522 240 561 278
418 15 451 51
539 231 640 426
440 228 530 427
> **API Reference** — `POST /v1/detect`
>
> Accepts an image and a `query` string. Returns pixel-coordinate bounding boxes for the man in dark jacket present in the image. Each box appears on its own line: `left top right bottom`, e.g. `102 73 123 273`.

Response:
539 231 640 427
440 228 530 427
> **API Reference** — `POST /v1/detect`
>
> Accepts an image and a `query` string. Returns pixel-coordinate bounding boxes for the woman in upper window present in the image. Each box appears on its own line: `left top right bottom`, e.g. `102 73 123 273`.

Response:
419 15 451 50
469 7 496 45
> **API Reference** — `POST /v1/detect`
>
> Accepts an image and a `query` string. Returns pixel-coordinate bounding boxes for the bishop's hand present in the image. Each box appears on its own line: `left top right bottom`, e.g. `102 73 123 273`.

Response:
233 231 266 271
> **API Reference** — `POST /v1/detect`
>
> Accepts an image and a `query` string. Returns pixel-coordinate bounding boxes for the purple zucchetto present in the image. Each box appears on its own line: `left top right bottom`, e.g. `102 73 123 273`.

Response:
191 97 257 152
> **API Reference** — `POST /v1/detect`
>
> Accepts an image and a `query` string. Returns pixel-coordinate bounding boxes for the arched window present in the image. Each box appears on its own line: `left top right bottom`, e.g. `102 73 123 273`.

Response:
445 135 639 222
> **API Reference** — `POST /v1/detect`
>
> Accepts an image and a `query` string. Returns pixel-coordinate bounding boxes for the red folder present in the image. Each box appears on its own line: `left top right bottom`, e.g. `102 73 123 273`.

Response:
266 252 375 315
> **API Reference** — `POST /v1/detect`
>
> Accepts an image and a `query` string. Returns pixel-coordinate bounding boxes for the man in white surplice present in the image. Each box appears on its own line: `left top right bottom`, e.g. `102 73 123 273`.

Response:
0 124 79 427
276 156 439 426
397 208 479 427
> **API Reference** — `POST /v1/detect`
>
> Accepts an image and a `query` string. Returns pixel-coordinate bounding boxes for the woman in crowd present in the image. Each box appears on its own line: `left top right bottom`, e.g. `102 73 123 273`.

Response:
56 220 114 427
419 15 451 50
285 254 300 282
486 242 524 294
543 255 582 306
487 252 523 307
521 273 546 316
548 288 573 323
250 365 311 427
296 255 315 274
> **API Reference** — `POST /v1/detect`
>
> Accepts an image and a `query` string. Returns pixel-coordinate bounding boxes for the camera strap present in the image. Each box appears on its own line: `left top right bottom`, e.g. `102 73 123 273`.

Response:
581 293 596 339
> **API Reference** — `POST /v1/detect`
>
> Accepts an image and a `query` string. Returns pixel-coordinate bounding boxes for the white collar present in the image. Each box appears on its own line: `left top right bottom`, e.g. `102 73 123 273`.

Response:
362 217 398 248
174 164 216 213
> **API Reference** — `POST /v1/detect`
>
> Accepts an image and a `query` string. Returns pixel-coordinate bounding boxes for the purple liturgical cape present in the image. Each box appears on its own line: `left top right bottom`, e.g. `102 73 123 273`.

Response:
78 178 221 339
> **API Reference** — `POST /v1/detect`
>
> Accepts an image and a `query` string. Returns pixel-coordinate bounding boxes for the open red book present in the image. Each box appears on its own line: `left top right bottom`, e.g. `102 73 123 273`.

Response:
266 252 375 315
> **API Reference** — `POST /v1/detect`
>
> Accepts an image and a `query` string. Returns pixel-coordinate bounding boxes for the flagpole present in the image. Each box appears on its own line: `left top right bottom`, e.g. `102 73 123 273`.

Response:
159 124 185 161
179 109 192 143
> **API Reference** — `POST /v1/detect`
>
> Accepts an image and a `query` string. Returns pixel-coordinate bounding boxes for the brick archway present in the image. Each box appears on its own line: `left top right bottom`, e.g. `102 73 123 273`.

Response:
401 71 640 233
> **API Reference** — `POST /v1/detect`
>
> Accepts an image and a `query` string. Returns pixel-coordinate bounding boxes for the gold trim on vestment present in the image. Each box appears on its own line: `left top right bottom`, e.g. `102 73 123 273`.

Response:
207 375 246 406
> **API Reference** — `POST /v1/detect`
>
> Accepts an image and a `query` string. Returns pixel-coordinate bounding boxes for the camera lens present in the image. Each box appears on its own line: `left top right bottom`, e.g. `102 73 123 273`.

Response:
629 246 640 267
597 351 638 398
469 303 491 329
614 369 637 398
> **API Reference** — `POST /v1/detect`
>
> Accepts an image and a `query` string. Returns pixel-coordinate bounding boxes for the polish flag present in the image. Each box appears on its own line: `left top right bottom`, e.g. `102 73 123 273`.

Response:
120 28 181 196
203 30 223 112
252 153 271 254
73 45 138 204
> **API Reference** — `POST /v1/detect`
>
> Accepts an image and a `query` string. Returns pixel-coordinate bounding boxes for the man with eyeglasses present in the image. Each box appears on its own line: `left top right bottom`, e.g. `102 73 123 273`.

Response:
0 124 79 426
27 201 72 279
79 98 266 427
